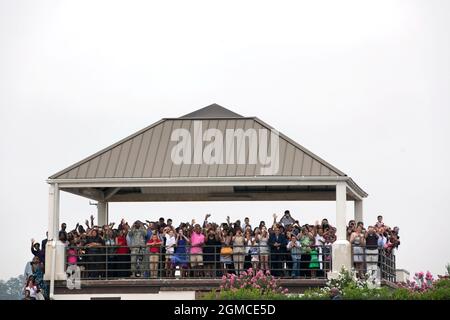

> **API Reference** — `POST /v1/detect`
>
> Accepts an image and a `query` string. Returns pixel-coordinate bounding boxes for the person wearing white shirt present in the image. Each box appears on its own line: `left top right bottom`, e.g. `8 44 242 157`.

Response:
377 231 387 249
314 229 326 273
25 277 38 300
164 229 176 277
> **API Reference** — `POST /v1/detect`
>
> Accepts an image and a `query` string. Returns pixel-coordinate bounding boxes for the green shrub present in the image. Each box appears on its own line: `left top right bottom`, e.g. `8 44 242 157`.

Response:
390 288 416 300
300 270 450 300
419 280 450 300
201 268 450 300
301 288 330 300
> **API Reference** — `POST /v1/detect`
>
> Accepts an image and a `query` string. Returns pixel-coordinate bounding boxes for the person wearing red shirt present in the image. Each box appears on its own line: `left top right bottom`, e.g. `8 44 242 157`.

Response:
147 233 162 278
115 229 130 278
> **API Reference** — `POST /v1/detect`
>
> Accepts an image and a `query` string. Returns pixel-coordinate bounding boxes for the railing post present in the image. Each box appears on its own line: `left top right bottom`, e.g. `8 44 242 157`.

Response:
58 241 379 282
160 245 162 279
363 246 367 275
393 254 396 282
106 247 108 280
330 182 352 278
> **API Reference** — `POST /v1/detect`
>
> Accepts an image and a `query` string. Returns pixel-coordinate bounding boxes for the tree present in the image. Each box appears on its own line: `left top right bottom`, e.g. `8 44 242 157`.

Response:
0 275 25 300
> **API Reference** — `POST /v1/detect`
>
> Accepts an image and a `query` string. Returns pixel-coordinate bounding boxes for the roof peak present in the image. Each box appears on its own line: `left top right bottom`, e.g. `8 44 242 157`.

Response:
180 104 244 118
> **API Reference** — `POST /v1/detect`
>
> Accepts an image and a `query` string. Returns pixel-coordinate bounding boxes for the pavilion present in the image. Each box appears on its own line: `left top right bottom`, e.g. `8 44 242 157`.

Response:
44 104 368 298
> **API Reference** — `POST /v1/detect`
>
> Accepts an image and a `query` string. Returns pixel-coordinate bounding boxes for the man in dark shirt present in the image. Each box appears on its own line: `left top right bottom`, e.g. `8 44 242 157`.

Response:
59 223 68 242
279 210 296 227
158 217 167 229
203 229 221 277
268 226 287 277
31 239 45 264
86 229 105 279
365 226 379 278
40 232 48 265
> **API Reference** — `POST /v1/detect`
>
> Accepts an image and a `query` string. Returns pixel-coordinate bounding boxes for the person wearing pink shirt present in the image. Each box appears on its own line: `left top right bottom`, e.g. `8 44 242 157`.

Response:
190 224 205 277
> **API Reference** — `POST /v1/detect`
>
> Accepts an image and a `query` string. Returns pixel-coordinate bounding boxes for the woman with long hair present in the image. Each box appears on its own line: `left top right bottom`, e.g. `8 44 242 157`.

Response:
115 228 131 278
172 228 190 277
258 227 270 273
243 229 253 270
232 229 245 275
219 228 233 275
350 225 366 278
30 256 47 299
24 276 38 300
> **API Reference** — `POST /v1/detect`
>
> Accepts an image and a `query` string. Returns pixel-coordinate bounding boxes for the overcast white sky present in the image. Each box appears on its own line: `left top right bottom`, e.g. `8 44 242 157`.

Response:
1 0 449 280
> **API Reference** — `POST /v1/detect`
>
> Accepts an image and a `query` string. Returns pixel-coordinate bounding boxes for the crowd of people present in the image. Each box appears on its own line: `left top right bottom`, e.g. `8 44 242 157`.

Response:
25 210 400 299
347 215 400 278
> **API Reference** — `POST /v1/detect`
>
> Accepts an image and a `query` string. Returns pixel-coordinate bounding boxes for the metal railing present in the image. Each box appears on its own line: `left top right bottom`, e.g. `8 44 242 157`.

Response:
351 245 396 282
64 244 332 280
65 244 396 282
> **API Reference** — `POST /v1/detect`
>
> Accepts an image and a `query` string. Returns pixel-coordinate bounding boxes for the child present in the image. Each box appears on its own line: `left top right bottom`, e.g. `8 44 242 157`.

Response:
146 233 162 278
309 247 319 278
249 237 260 271
375 215 384 228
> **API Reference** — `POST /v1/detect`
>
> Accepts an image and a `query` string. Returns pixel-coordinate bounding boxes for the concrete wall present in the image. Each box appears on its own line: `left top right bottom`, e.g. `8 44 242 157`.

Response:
53 291 196 300
396 269 410 283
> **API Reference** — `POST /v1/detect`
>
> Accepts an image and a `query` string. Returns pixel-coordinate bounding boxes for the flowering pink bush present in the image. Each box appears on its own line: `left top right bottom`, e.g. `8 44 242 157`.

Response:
220 268 288 295
397 271 435 292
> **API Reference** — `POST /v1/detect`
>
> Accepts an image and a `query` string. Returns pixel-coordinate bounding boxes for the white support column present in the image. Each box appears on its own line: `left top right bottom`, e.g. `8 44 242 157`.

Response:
330 182 352 276
336 182 347 241
47 185 56 242
45 183 66 287
354 200 363 224
45 185 56 280
44 183 60 242
53 183 60 239
97 201 108 226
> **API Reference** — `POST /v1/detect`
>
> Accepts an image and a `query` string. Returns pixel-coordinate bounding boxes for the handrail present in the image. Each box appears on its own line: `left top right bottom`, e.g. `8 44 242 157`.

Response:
63 243 395 282
50 240 56 299
64 244 332 280
350 244 396 282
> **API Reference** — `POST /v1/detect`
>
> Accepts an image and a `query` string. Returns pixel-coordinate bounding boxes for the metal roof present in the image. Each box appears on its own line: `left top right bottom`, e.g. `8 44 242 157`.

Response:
48 104 368 200
180 103 243 118
50 104 346 180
